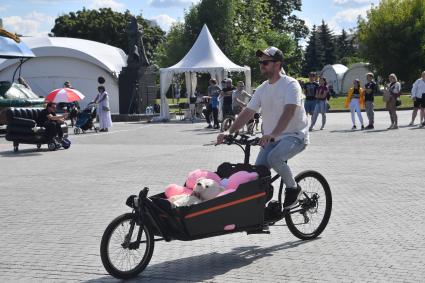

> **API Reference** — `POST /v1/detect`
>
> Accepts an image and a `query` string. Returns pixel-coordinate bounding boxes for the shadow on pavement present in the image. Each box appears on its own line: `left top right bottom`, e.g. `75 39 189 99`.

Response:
84 239 310 283
0 148 45 157
181 128 222 135
364 129 390 133
409 126 424 130
147 120 205 125
329 129 357 133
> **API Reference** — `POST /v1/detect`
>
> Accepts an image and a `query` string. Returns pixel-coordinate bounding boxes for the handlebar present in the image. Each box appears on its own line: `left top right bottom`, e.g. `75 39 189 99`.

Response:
222 133 261 146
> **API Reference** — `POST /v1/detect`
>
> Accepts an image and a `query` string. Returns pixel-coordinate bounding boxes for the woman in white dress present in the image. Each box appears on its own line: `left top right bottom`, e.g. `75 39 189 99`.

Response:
93 85 112 132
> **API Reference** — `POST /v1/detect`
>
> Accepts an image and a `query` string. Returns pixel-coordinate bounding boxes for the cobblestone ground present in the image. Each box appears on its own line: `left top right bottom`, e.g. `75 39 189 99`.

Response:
0 111 424 282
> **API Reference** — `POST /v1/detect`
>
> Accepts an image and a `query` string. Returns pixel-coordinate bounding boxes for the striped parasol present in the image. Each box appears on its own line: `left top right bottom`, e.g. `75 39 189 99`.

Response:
45 88 85 103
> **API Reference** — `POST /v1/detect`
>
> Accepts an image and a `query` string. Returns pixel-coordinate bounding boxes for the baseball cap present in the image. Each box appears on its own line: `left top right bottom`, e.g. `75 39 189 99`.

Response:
256 46 284 62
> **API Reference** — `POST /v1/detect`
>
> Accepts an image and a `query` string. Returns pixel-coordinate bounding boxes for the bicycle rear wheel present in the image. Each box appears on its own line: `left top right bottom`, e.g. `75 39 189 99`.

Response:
285 170 332 240
100 213 154 279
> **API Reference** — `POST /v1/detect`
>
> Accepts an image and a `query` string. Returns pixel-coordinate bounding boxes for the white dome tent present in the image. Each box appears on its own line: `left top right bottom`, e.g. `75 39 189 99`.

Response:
157 24 251 121
319 64 348 94
0 37 127 112
341 63 371 95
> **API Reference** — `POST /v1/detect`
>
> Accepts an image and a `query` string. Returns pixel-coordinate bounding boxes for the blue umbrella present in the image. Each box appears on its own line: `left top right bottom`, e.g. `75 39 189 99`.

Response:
0 35 35 59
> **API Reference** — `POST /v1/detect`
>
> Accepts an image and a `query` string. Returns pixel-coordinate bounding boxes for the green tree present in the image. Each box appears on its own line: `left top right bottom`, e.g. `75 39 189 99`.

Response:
267 0 309 41
336 29 351 60
156 0 300 84
51 8 165 62
317 20 336 67
335 29 364 65
154 22 190 67
358 0 425 84
302 25 322 75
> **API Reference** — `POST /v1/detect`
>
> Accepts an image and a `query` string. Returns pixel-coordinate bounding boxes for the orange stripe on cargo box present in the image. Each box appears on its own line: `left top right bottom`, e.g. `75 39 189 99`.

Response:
185 192 266 219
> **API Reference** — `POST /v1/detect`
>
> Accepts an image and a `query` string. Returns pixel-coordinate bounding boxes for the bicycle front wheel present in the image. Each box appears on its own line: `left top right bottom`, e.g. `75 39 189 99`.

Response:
221 117 234 132
285 170 332 240
100 213 154 279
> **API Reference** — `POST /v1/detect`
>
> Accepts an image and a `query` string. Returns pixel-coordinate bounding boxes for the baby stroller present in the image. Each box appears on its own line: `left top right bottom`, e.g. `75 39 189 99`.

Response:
74 102 99 134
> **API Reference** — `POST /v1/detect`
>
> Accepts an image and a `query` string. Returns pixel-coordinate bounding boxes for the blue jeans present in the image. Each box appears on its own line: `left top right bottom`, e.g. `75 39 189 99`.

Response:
255 136 306 188
310 100 327 129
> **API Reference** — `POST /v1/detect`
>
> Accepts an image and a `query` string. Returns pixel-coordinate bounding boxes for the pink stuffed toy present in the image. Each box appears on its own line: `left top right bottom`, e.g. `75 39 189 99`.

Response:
226 171 259 190
164 184 192 199
185 169 221 190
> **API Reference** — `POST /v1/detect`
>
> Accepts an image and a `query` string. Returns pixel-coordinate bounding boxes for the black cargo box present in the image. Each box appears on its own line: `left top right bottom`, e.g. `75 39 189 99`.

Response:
151 163 272 239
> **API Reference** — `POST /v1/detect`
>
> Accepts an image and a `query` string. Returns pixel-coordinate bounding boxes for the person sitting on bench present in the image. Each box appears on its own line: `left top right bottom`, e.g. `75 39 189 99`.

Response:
37 102 68 142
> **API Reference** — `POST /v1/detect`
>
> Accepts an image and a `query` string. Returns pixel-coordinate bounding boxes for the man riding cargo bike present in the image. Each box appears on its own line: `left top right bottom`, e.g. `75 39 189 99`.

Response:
100 47 332 279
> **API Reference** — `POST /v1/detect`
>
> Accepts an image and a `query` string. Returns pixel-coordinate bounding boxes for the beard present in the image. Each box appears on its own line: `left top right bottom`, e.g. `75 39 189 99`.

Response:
260 67 274 79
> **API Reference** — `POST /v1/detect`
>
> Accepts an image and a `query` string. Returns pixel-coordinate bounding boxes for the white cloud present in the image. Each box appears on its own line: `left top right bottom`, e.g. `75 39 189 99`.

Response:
25 0 80 3
0 4 8 12
328 6 371 33
3 11 55 36
89 0 125 11
149 0 198 8
150 14 177 32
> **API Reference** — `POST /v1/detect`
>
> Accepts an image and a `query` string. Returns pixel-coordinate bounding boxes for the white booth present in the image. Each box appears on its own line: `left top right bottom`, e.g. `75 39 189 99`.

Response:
157 24 251 121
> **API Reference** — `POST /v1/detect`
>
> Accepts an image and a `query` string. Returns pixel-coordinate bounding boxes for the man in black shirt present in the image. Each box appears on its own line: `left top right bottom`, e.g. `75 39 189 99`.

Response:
364 73 378 129
303 72 319 119
220 78 236 120
38 102 68 142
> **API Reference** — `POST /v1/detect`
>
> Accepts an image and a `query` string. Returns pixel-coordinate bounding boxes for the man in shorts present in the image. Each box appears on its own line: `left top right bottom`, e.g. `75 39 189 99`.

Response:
410 71 425 126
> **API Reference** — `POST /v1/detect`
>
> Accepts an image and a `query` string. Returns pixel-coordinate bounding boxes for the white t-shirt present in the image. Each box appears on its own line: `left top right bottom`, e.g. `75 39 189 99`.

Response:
411 79 425 98
247 74 309 143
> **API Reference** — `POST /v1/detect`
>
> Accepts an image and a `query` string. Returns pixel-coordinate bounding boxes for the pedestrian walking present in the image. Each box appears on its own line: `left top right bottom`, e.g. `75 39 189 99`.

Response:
204 79 221 129
309 77 328 131
221 78 236 118
345 79 365 130
303 72 319 123
384 74 401 129
232 81 251 116
93 85 112 132
410 71 425 127
364 73 378 129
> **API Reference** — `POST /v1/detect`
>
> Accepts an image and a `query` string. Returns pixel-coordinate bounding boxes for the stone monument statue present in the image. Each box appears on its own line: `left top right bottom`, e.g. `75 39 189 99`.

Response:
119 15 157 115
127 16 150 67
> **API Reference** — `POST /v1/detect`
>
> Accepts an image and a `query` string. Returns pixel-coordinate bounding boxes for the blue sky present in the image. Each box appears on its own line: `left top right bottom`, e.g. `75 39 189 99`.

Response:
0 0 380 37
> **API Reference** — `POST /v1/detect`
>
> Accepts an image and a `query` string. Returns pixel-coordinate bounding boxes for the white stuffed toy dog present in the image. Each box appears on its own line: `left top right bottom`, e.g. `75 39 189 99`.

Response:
193 177 226 201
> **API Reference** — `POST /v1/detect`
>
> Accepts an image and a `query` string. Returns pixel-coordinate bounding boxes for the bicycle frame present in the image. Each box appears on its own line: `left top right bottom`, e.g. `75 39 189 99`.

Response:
233 137 310 216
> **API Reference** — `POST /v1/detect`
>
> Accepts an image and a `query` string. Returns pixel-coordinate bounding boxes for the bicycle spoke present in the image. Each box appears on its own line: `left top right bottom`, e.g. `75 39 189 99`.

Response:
288 174 330 236
107 219 148 272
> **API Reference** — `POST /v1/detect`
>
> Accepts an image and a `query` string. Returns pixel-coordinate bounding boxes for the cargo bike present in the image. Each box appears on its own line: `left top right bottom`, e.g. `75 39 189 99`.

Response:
100 134 332 279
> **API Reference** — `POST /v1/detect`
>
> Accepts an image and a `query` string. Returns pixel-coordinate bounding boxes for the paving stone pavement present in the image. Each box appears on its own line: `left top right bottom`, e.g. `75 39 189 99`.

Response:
0 111 424 283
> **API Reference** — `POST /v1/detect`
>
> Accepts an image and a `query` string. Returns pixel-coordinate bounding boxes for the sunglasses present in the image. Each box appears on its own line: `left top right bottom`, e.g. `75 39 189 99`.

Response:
259 60 277 66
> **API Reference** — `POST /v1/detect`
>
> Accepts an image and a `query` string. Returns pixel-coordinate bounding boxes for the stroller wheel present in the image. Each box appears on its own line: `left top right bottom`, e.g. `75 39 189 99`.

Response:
62 138 71 149
95 127 99 133
74 128 79 135
48 143 56 151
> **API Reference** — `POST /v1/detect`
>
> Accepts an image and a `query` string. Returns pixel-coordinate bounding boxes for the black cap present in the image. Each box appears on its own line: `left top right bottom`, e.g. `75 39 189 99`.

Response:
256 46 284 62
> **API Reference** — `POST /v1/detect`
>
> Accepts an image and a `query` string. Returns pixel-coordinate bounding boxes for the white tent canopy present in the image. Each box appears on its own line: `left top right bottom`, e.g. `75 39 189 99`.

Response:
158 24 251 120
319 64 348 94
341 63 371 95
